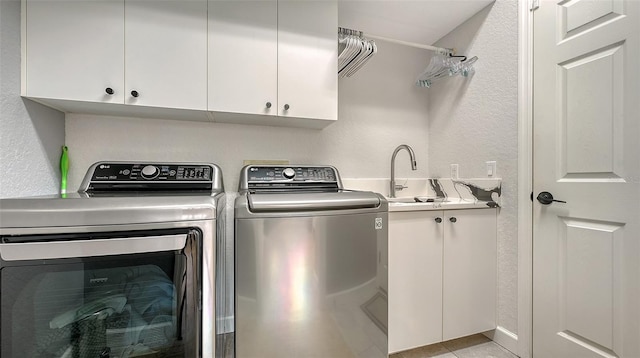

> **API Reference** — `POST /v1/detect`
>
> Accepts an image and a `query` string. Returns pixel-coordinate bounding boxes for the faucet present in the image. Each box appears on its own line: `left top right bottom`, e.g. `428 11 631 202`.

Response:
390 144 417 198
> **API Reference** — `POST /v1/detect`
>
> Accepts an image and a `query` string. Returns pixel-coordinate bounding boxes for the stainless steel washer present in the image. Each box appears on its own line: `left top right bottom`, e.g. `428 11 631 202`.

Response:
0 161 225 358
235 165 388 357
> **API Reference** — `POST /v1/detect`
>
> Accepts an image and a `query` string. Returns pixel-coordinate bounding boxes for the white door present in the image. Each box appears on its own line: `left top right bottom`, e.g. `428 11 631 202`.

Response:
533 1 640 357
25 0 124 103
208 0 278 116
125 0 207 110
277 0 338 121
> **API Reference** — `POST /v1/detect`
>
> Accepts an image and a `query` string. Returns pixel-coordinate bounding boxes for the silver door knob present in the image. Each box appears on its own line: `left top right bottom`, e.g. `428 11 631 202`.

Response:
284 104 290 111
265 102 272 109
449 217 457 223
435 217 442 223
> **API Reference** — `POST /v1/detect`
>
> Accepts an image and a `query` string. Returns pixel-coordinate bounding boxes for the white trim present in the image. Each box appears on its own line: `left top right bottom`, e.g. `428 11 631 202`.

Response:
484 326 519 355
517 0 534 358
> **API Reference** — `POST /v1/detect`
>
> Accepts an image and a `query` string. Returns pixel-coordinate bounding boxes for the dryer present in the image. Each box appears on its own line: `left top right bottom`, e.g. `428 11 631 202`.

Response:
0 161 225 358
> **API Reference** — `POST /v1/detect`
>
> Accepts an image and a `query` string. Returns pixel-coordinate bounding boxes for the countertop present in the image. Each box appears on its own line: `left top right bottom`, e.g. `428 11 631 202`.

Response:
340 177 502 213
387 198 499 212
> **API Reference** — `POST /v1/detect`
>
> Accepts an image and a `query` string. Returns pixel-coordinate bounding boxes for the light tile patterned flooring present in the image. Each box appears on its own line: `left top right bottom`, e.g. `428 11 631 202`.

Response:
219 332 519 357
390 334 519 358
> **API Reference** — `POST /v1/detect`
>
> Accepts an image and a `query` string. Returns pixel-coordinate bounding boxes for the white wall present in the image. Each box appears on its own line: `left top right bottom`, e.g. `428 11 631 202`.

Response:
0 0 65 198
428 1 519 335
65 41 431 190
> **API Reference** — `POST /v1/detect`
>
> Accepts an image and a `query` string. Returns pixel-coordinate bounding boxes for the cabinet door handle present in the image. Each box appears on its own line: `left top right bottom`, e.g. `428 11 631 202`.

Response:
435 217 442 223
105 87 114 95
449 217 457 223
265 102 272 109
283 104 290 111
131 90 139 98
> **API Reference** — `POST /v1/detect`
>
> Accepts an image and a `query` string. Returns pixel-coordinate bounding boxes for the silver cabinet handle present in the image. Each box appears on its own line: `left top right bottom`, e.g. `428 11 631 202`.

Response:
265 102 272 109
449 217 457 223
284 104 290 110
435 217 442 223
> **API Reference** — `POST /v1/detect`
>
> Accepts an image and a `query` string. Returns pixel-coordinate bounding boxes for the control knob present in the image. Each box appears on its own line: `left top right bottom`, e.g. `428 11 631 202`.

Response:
141 165 159 179
282 168 296 179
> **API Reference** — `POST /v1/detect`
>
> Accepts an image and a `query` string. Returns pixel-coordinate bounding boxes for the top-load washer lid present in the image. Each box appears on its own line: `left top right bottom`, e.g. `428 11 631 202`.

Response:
238 165 384 213
248 191 381 212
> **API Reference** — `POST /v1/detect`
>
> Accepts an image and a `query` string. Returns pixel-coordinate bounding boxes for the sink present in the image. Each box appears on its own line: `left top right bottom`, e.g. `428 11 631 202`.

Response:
386 196 448 203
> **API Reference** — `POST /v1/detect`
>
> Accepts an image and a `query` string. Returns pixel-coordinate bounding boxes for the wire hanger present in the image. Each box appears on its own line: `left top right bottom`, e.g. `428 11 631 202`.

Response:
337 27 478 87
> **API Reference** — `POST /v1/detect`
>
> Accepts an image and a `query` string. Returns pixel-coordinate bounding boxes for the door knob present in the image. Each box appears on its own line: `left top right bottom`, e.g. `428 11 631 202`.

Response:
449 217 457 223
536 191 566 205
105 87 114 95
435 217 442 223
284 104 290 111
131 90 139 98
265 102 272 109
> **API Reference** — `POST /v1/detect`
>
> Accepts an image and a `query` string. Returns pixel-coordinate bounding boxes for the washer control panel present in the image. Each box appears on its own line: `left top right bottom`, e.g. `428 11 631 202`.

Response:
247 166 336 182
91 163 212 181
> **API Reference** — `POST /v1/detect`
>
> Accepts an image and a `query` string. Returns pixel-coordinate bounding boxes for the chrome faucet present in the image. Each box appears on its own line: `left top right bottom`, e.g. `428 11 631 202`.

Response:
390 144 417 198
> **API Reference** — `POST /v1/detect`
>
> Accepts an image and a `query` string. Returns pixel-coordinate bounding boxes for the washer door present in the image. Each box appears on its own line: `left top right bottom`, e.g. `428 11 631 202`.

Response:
0 229 202 358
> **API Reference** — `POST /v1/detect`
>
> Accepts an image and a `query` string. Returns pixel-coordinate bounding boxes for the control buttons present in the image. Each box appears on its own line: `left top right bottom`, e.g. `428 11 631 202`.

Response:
141 165 159 179
282 168 296 179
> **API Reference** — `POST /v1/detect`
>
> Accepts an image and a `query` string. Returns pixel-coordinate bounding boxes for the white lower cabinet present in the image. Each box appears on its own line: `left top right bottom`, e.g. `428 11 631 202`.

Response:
389 208 497 353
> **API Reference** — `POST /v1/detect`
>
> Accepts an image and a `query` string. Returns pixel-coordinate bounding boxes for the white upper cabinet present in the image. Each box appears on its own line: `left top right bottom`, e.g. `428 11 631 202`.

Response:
277 1 338 121
125 0 207 110
208 0 338 124
208 1 278 117
24 0 207 112
24 0 125 103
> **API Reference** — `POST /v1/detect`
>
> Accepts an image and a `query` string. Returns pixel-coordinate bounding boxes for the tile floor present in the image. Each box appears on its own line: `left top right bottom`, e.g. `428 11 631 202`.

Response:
218 332 518 358
390 334 519 358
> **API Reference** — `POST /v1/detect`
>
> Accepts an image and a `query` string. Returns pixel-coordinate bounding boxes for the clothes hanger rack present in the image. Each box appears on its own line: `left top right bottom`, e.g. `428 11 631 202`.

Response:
339 27 455 56
338 27 478 87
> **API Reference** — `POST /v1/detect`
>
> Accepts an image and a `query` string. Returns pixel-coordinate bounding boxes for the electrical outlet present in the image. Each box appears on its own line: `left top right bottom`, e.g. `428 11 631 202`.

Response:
486 161 497 177
450 164 459 180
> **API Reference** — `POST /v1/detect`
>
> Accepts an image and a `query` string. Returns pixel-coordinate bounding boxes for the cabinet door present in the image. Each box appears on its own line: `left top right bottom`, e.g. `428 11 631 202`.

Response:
25 0 124 103
208 1 278 116
277 1 337 121
389 211 444 353
125 0 207 110
443 209 497 340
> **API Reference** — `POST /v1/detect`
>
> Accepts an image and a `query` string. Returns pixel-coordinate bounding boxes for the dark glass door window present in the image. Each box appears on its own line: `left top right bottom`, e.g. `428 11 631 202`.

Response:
1 232 200 358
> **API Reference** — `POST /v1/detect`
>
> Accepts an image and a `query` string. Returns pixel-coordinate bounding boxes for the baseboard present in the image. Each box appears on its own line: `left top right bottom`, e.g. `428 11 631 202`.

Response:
484 326 519 356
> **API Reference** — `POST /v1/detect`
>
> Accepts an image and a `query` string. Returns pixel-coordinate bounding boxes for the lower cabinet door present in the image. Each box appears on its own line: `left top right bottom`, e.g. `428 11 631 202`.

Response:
389 211 444 353
442 209 497 340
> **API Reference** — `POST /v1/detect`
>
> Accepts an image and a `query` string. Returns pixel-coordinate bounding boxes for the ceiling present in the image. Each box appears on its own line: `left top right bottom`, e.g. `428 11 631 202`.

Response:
338 0 495 46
